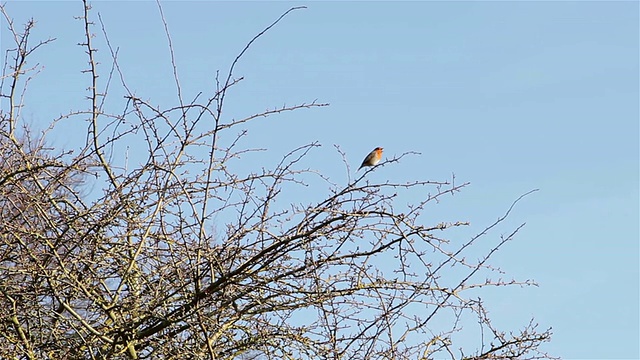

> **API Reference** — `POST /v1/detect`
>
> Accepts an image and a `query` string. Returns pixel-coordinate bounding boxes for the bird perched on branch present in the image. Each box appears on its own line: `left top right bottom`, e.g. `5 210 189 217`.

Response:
358 147 383 171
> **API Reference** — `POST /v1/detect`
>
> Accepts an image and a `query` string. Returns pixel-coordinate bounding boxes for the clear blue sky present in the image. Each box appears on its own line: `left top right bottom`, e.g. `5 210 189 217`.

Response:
3 1 638 359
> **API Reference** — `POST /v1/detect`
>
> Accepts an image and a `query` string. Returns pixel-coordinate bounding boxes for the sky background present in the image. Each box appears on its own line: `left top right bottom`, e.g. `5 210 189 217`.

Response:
2 1 638 359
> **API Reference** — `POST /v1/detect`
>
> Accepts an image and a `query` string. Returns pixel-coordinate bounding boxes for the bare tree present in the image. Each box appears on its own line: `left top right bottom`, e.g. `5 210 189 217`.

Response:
0 2 555 359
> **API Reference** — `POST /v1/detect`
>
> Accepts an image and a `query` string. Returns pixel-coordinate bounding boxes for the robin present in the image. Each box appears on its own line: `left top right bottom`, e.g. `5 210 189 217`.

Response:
358 147 384 171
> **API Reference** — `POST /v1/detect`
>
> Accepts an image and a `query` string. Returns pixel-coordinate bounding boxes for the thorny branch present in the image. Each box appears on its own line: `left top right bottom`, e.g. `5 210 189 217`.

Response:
0 3 554 360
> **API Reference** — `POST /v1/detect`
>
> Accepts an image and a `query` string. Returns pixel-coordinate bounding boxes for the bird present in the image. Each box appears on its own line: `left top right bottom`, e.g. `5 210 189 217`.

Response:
358 147 384 171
